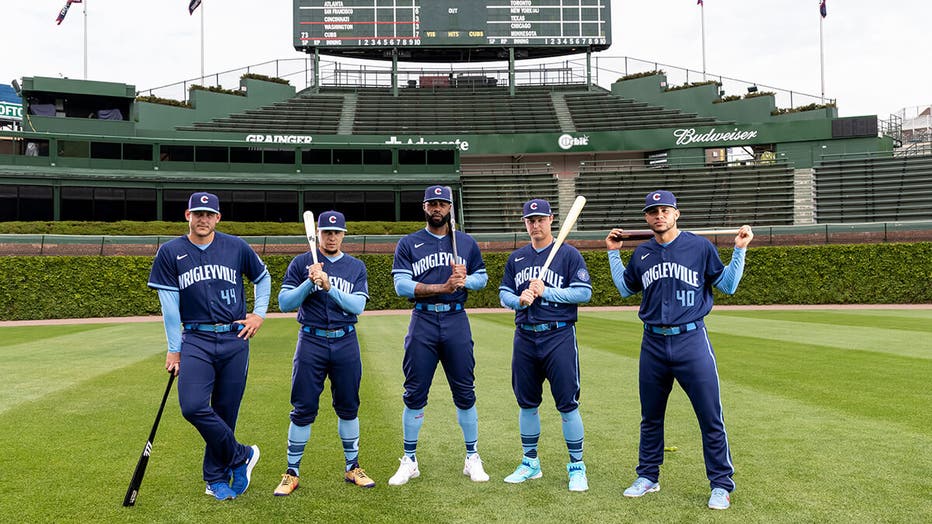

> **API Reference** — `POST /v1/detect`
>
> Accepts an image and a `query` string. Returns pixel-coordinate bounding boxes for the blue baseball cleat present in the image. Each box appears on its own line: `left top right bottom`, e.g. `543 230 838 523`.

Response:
567 462 588 492
708 487 731 510
623 476 660 497
230 445 260 496
503 456 542 484
205 481 236 501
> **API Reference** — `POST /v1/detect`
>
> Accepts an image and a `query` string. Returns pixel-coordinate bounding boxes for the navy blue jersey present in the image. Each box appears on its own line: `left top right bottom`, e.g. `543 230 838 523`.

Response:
148 231 268 324
392 228 485 304
281 251 369 329
621 231 725 325
500 242 592 324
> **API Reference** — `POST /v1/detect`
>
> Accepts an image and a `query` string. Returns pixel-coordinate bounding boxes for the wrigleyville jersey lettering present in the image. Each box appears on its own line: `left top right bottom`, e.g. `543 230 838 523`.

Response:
622 231 724 326
282 251 368 329
392 228 486 303
501 242 591 324
148 231 268 324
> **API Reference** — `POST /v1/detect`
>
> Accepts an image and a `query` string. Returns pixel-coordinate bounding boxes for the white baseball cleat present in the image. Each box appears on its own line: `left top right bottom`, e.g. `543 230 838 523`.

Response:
463 453 490 482
388 455 420 486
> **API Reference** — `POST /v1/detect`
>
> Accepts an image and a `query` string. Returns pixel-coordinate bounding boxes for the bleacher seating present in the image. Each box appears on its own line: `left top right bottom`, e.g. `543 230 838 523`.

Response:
460 166 559 233
177 92 345 134
574 162 796 230
814 155 932 222
565 91 722 131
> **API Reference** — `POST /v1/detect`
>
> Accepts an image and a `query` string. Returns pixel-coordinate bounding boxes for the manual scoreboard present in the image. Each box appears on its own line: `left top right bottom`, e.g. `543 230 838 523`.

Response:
294 0 611 60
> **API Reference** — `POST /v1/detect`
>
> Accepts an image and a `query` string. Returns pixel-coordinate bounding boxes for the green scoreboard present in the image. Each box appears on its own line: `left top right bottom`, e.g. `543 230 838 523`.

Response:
293 0 611 61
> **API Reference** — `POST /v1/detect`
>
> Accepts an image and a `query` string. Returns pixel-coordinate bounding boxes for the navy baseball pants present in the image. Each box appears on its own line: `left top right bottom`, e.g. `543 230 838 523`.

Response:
178 330 252 483
402 309 476 410
290 329 362 426
511 325 581 413
636 325 735 491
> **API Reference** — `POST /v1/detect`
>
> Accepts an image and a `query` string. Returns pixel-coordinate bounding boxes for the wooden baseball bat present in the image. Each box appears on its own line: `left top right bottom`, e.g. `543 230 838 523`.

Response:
302 211 319 265
539 195 587 277
611 228 741 241
445 186 458 261
122 371 175 507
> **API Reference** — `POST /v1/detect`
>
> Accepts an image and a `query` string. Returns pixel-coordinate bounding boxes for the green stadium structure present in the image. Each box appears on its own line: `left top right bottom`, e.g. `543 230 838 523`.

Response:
2 57 929 233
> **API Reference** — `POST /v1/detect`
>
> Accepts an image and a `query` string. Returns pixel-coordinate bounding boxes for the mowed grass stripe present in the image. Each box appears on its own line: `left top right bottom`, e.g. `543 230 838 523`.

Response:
714 309 932 335
0 323 164 413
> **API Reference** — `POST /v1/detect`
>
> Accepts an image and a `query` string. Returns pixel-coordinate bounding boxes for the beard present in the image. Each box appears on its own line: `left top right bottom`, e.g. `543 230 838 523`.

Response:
424 210 451 229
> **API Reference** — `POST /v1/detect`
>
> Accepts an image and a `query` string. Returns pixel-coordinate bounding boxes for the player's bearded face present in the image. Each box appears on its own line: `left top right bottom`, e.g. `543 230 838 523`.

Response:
645 206 679 234
423 200 451 228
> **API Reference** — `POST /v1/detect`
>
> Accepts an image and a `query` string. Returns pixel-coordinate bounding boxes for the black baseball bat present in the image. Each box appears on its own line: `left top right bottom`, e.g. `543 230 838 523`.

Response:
122 371 175 507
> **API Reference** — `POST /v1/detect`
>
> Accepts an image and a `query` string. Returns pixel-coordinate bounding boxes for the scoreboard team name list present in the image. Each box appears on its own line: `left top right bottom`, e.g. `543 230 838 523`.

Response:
298 1 606 47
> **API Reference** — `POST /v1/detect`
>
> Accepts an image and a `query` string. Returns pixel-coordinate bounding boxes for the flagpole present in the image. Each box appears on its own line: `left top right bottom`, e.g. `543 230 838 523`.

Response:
819 11 825 102
700 2 706 81
200 0 205 84
83 0 88 79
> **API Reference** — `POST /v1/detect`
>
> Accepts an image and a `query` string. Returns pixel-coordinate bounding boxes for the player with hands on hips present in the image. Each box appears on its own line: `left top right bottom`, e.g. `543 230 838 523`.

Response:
147 192 270 502
388 185 490 486
273 210 375 496
499 199 593 492
605 190 753 510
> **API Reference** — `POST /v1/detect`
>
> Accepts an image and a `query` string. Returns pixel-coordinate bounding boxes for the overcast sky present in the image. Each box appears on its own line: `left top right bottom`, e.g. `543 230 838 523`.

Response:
3 1 929 119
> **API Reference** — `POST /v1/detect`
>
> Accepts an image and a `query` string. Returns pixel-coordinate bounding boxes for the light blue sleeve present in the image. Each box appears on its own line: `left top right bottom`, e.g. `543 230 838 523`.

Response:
393 272 417 298
252 272 271 318
499 289 525 311
279 280 315 312
157 289 182 353
465 270 488 290
541 286 592 304
713 247 746 295
608 250 635 298
329 287 367 316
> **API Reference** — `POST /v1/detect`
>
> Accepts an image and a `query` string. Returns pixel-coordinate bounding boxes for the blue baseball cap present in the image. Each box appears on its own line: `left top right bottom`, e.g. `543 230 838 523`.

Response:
188 192 220 214
522 198 552 218
642 190 677 212
423 185 453 203
317 210 347 231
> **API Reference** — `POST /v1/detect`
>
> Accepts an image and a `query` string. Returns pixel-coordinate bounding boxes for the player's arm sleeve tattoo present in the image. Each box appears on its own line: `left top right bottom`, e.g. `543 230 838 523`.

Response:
328 287 367 316
542 286 592 304
393 271 417 298
608 250 636 298
157 289 182 353
713 246 747 295
279 279 315 312
465 270 488 290
252 272 271 318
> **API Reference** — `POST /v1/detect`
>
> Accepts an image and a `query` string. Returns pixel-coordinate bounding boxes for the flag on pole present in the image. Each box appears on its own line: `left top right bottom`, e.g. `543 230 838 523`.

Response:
819 0 827 18
55 0 81 25
189 0 202 15
697 0 703 5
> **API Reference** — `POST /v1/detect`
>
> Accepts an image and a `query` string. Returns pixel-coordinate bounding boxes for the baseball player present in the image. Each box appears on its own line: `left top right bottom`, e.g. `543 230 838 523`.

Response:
273 210 375 496
605 190 753 510
147 191 270 501
388 185 490 486
499 199 593 492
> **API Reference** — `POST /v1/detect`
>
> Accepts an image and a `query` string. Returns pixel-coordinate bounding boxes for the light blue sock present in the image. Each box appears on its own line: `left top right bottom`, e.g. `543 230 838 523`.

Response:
519 407 541 459
402 407 425 460
338 417 360 470
287 422 312 475
456 406 479 456
561 408 584 463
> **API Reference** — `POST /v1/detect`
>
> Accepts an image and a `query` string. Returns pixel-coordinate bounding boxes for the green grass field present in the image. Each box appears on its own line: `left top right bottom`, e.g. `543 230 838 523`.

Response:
1 309 930 523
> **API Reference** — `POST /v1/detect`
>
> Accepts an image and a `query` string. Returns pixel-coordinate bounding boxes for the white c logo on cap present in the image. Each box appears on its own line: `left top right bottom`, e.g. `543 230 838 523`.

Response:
328 215 337 224
200 195 209 204
652 193 661 201
530 202 538 210
434 187 443 195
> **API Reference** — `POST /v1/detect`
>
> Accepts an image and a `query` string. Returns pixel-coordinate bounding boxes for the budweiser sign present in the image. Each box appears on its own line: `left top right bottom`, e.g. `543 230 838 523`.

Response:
673 127 759 146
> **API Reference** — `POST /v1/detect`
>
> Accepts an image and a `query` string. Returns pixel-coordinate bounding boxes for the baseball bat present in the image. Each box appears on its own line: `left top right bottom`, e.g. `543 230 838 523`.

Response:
539 195 587 277
302 210 319 265
611 228 740 241
122 371 175 507
445 187 458 261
